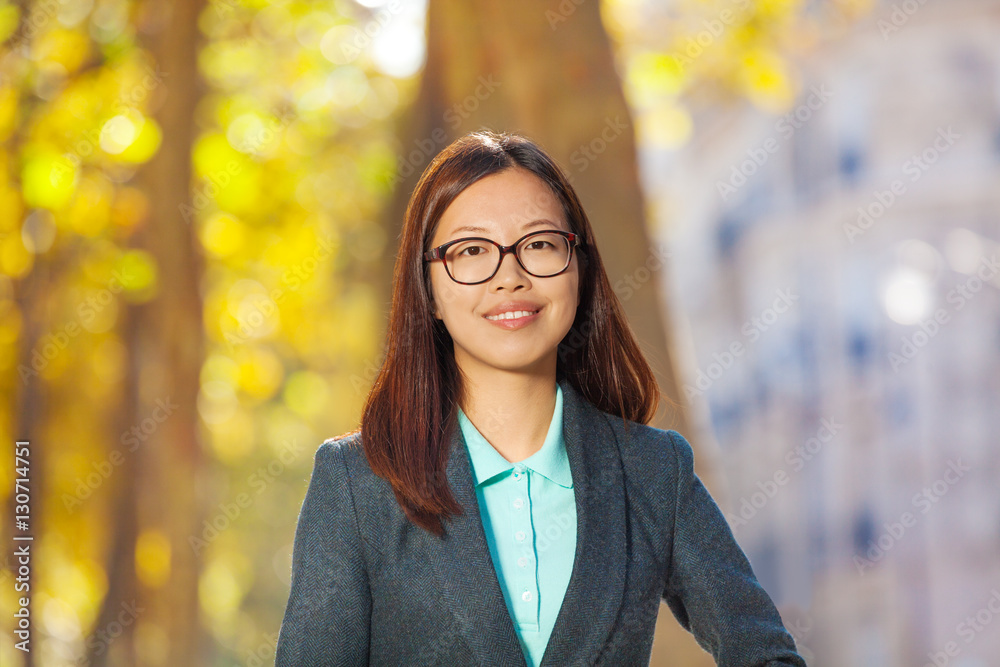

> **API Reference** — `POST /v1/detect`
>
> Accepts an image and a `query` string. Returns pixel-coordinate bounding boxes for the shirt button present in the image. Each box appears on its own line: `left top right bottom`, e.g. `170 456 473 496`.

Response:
513 498 524 509
517 556 528 567
515 531 526 541
521 590 532 602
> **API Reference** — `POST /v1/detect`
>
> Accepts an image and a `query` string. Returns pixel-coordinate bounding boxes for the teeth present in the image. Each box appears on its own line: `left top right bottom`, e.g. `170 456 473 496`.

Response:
486 309 539 321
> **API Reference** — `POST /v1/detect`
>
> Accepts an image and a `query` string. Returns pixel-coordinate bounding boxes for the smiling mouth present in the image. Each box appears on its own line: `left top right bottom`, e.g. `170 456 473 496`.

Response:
484 309 541 321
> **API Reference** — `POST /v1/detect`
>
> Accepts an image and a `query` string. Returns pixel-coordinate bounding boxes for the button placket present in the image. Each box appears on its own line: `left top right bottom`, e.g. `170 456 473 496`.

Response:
508 466 539 627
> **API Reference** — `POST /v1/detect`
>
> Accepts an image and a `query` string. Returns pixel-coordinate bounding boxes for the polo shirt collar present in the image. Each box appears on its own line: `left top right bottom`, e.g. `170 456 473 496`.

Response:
457 383 572 489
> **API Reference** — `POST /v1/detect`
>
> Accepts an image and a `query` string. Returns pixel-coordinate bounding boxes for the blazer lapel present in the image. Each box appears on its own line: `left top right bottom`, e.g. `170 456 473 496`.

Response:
540 378 628 665
425 377 628 666
425 413 528 666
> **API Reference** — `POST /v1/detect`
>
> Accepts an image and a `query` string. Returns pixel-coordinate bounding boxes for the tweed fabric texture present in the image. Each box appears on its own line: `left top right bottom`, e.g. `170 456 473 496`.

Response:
276 377 807 666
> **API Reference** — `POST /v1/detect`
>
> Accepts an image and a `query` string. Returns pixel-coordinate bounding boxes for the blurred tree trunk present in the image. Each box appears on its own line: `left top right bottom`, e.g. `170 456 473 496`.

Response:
5 5 54 666
84 307 141 667
379 1 719 665
9 259 47 667
101 0 210 664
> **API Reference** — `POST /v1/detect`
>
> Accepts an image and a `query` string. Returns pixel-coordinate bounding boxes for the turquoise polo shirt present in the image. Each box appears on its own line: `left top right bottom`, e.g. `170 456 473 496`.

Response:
457 384 577 667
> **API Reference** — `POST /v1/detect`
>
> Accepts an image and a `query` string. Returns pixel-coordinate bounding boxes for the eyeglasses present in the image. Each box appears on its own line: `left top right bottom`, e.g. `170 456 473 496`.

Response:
424 229 583 285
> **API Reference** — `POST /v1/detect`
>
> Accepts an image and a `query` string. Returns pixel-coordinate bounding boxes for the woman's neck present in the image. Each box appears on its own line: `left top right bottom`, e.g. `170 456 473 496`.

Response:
458 371 559 463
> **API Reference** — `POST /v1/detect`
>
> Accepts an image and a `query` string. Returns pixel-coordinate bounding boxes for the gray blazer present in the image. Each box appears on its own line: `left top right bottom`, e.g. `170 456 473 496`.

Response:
276 377 807 666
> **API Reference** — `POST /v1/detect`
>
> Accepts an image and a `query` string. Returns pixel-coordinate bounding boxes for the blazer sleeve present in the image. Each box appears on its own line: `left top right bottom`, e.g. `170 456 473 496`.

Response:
661 430 807 667
276 439 372 666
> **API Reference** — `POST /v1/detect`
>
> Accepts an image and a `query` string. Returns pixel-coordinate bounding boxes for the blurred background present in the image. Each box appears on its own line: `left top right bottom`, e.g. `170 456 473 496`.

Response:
1 0 998 665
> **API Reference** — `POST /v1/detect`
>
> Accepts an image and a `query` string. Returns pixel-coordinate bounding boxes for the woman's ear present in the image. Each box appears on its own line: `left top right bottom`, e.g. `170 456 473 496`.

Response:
426 276 441 319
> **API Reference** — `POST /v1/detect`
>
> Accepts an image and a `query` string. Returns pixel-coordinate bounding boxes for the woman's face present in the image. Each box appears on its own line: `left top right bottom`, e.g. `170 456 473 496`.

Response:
427 167 581 377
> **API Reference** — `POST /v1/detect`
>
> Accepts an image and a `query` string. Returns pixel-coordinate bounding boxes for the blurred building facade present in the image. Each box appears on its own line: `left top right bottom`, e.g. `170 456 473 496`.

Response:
644 1 1000 664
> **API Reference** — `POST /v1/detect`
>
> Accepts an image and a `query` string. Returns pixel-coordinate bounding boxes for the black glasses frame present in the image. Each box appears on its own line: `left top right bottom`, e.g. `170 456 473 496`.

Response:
423 229 583 285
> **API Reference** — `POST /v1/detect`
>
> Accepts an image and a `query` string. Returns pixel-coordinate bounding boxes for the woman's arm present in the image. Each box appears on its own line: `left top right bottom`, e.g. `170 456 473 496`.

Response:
661 430 807 667
276 439 372 666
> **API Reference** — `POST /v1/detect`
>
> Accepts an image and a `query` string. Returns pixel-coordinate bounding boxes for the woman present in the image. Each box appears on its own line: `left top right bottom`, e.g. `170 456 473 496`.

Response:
276 130 807 666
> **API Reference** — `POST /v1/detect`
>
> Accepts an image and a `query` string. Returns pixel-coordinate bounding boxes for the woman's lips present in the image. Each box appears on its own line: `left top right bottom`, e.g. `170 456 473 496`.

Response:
483 308 542 330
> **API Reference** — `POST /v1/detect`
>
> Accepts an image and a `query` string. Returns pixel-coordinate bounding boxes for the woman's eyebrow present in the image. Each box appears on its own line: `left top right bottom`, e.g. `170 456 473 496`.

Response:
450 219 560 235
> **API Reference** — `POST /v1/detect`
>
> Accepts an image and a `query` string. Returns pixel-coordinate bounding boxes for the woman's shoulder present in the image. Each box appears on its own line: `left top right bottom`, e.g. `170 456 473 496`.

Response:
590 412 700 498
598 410 694 463
316 429 375 474
564 380 685 456
314 429 394 501
319 428 363 453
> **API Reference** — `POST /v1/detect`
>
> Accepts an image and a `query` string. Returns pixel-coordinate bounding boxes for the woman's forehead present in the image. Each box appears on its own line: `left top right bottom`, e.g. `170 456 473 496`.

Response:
434 174 567 239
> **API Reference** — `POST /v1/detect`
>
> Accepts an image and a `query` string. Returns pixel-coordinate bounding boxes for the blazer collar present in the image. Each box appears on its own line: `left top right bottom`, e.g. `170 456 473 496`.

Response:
424 376 628 666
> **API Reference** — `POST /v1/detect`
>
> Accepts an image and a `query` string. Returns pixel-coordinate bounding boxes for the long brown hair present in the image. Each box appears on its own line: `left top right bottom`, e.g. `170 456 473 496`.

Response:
360 129 662 537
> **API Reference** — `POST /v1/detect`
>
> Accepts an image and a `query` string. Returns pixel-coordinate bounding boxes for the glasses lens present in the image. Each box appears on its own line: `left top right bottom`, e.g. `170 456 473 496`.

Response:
518 232 571 277
445 240 500 283
443 232 571 283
